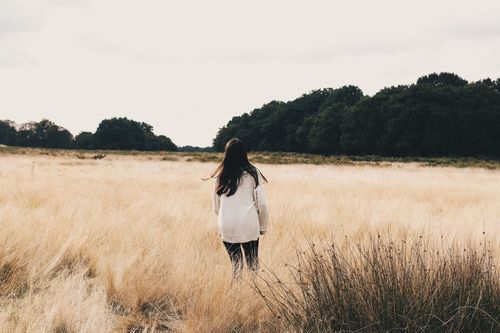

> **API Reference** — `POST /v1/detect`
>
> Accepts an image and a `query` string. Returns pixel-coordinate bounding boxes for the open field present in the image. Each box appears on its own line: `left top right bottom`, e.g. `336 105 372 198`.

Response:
0 151 498 332
2 146 500 169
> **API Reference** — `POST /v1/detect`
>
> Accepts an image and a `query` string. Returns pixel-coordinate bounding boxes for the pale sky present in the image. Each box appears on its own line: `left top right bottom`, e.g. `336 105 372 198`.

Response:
1 1 499 146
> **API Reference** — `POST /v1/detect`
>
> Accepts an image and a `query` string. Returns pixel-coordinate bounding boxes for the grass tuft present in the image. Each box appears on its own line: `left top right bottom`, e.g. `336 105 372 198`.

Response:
254 233 499 332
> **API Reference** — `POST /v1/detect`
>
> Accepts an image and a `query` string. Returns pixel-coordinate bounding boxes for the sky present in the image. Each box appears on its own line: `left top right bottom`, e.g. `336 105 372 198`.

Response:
1 0 500 147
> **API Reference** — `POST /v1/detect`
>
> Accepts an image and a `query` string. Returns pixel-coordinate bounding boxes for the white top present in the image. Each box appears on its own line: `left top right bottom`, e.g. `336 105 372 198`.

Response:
213 170 269 243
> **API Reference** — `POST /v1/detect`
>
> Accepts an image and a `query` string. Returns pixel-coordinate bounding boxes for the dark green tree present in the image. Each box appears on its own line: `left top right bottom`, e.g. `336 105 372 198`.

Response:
75 132 95 149
16 122 39 147
93 117 177 151
93 117 148 150
0 120 17 145
417 72 468 87
213 72 500 158
308 105 346 154
15 119 73 148
46 125 73 148
145 134 178 151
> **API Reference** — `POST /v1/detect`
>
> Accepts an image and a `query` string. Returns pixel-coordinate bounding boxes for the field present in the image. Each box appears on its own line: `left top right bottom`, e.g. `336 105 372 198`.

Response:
0 150 498 332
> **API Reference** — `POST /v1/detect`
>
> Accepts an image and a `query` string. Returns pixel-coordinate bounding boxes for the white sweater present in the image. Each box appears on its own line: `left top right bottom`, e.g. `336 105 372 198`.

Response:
213 171 269 243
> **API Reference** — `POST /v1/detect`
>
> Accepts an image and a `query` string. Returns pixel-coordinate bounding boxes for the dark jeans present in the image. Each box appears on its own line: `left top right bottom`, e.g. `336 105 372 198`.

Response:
223 239 259 277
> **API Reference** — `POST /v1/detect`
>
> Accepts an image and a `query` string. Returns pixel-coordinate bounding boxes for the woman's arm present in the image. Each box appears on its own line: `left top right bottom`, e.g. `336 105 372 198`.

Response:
254 173 269 234
212 179 221 215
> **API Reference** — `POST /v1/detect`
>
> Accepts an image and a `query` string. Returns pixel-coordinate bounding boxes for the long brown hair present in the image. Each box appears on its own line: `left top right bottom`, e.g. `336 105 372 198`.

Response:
208 138 267 196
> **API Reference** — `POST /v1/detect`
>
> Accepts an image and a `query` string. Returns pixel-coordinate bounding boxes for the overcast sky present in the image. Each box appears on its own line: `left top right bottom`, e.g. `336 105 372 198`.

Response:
1 0 499 146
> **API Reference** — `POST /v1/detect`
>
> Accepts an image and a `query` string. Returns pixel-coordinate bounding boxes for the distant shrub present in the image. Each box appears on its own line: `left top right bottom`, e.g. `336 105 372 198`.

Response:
92 154 106 160
255 233 499 332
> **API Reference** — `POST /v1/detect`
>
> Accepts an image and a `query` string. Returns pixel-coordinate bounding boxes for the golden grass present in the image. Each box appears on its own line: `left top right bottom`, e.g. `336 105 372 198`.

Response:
0 154 498 332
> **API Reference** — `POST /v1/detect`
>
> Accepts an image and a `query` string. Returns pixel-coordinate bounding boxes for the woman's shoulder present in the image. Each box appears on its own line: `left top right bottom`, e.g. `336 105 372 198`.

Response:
241 170 253 179
242 168 264 186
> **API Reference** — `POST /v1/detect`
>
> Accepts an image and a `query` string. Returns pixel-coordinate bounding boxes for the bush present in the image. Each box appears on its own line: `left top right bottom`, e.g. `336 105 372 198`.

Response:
255 233 499 332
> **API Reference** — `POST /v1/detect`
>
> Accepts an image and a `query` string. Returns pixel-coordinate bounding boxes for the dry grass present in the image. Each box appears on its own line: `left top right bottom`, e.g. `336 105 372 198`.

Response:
2 146 500 169
0 153 498 332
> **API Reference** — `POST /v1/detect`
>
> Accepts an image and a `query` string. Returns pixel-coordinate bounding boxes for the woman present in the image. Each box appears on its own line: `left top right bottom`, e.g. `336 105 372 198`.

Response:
209 138 268 278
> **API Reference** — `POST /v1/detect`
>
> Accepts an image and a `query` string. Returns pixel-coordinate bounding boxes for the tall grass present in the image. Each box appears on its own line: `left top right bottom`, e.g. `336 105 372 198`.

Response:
255 233 499 332
0 154 499 332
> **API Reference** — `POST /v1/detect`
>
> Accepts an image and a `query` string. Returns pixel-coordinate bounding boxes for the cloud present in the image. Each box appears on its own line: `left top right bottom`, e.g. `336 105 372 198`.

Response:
78 34 123 54
293 18 500 64
0 1 43 66
46 0 89 7
0 2 43 36
0 52 37 66
440 20 500 40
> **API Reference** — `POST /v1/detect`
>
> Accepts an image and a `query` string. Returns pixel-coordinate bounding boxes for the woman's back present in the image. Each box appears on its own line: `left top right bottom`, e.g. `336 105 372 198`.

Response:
214 171 267 243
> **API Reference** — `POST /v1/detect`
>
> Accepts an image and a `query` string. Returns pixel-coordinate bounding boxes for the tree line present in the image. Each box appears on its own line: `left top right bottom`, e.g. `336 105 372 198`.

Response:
3 73 500 156
0 117 178 151
213 73 500 157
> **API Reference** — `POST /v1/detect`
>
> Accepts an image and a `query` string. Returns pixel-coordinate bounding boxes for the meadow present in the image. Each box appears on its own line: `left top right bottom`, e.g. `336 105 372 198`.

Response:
0 150 498 332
